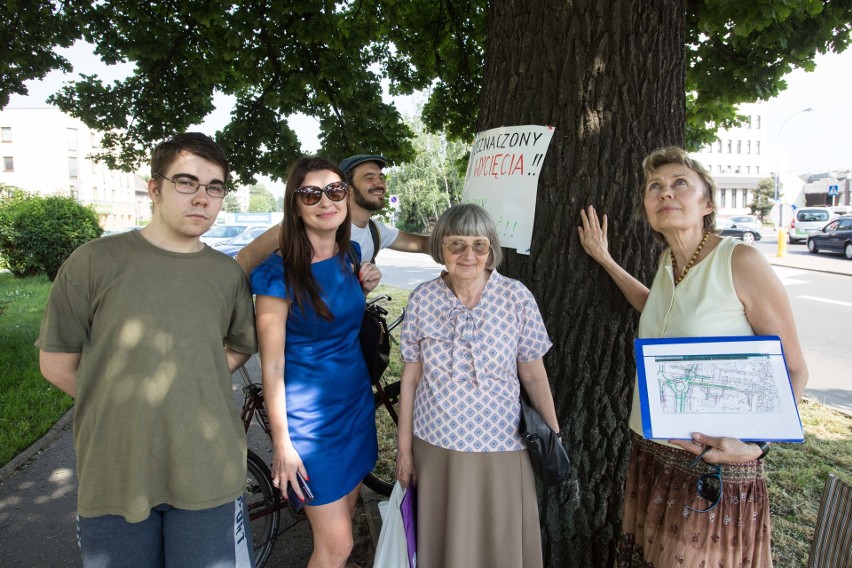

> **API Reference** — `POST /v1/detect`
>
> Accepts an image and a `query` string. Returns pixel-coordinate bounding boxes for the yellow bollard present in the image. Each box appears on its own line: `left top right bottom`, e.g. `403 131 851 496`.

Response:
776 229 788 257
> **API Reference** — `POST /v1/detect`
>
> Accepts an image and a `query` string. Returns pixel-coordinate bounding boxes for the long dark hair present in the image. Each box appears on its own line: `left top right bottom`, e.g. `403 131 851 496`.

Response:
280 155 352 321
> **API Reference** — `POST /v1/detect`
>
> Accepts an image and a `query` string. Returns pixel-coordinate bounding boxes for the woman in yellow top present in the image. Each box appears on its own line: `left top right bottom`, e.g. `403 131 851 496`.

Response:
578 146 807 568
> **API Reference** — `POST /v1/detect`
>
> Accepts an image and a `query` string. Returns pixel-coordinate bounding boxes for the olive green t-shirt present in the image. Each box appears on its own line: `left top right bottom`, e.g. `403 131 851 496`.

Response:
36 230 257 522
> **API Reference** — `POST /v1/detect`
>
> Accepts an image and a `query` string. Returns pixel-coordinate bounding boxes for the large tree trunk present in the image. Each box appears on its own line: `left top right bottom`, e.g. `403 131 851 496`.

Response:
476 1 685 565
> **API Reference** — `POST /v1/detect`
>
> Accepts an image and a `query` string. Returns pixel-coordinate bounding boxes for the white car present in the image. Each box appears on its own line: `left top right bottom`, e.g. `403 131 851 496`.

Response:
788 207 834 244
728 215 762 233
201 224 266 246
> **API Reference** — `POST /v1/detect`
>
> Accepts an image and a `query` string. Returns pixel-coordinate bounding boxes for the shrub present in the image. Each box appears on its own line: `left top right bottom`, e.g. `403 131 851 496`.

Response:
0 188 103 280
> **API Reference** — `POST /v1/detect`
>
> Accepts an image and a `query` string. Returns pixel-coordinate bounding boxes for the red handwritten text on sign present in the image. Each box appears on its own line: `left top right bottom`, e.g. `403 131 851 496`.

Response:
472 153 525 178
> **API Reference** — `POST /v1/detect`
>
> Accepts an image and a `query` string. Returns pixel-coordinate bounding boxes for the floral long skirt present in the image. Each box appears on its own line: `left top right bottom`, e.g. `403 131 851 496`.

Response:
617 433 772 568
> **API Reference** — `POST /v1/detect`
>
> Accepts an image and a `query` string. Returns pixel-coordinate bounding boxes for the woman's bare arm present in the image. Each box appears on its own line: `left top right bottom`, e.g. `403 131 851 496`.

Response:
578 206 650 312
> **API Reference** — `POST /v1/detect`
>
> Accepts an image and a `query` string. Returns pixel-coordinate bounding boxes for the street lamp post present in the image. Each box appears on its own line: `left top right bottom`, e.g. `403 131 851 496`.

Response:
774 107 813 256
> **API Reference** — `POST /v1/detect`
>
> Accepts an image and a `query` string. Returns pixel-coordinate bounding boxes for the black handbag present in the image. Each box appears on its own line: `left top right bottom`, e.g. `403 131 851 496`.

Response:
519 398 570 486
519 396 570 526
347 246 391 384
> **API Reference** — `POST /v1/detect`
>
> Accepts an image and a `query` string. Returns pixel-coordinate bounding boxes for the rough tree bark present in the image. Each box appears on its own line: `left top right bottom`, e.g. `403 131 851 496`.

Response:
476 1 685 565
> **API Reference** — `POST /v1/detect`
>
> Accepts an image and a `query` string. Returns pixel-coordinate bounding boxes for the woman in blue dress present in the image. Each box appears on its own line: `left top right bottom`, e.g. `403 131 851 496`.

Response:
251 155 382 567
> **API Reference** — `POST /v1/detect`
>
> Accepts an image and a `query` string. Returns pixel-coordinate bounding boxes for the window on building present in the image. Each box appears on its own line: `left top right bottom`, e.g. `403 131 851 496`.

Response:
755 166 759 174
742 189 748 208
90 132 98 147
67 128 78 151
755 141 760 155
91 160 98 174
3 156 13 171
746 166 751 174
746 140 751 154
68 157 78 179
1 127 11 142
737 140 742 153
727 140 732 153
756 116 761 129
92 186 97 201
746 116 752 129
721 189 726 208
70 185 77 199
735 165 741 174
716 140 722 152
708 165 713 173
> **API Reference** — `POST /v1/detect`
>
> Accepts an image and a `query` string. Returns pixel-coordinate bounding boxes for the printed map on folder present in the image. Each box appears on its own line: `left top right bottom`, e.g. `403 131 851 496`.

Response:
634 336 804 442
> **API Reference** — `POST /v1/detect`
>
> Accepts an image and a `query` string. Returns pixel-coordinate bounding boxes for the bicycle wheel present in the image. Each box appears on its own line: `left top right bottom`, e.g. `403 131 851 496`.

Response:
363 380 401 497
246 450 280 568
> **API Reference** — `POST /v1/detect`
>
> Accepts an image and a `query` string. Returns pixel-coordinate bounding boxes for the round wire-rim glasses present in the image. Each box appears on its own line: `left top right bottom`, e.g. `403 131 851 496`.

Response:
295 181 349 205
442 239 491 256
155 173 228 199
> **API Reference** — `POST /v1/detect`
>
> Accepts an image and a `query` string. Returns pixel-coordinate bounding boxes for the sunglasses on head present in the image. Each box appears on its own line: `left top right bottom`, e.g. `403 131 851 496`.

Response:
686 446 723 513
295 181 349 205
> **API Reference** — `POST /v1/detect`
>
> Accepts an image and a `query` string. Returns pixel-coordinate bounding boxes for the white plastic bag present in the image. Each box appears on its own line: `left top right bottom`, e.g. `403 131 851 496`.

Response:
373 481 411 568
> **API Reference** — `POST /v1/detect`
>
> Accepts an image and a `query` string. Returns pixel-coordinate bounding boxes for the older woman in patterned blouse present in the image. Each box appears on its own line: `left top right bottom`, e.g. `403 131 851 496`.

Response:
395 203 560 568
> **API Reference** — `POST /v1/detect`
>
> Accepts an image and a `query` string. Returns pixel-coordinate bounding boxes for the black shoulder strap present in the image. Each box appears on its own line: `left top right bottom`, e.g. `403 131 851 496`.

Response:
367 219 380 264
347 245 360 277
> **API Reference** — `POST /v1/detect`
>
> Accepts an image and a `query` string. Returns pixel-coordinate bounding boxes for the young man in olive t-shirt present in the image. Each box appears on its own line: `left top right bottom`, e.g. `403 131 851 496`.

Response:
37 133 257 567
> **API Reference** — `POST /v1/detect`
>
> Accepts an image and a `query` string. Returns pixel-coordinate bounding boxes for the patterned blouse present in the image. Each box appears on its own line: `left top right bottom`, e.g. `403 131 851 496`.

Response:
400 270 552 452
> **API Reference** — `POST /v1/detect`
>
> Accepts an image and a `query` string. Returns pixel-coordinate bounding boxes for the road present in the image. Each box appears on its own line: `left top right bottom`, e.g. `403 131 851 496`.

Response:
754 237 852 413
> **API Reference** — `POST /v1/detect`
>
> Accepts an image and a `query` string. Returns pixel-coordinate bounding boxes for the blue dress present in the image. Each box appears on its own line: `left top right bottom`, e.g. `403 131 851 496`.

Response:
250 248 377 505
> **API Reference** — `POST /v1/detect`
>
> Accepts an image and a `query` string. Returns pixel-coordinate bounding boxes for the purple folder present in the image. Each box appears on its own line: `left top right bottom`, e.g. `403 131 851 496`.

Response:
400 485 417 568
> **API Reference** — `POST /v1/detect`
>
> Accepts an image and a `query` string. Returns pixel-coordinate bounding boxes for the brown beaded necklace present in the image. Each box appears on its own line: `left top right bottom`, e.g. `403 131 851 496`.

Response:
671 230 710 285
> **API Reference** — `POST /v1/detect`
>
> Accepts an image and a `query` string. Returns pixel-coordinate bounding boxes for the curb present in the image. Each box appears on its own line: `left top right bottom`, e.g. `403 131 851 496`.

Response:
766 256 852 278
359 485 386 547
0 406 74 484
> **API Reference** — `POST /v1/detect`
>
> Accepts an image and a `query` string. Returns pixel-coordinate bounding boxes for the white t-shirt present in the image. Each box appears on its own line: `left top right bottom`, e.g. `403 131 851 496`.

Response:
351 220 399 262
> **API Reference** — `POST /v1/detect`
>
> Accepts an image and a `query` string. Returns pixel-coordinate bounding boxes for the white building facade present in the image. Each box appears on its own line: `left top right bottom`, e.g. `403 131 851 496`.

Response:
0 108 149 231
689 103 772 217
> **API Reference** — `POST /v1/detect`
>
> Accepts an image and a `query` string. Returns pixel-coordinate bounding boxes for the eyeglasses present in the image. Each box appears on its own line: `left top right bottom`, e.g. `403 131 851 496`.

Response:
295 181 349 205
686 446 723 513
442 239 491 256
155 174 228 198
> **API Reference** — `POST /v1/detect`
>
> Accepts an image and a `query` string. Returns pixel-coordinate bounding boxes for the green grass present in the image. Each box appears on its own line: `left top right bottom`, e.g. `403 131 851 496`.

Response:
1 277 850 566
767 399 852 566
0 272 73 466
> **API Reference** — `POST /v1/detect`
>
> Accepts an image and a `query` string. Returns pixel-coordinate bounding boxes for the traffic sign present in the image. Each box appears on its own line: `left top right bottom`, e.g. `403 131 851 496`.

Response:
828 184 839 196
389 194 400 210
770 203 794 228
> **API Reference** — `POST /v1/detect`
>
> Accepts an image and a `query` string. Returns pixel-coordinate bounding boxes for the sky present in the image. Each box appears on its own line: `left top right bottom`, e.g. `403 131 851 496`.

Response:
8 40 852 181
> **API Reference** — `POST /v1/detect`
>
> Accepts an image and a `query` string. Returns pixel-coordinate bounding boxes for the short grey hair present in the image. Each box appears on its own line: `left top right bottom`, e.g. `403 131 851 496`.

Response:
429 203 503 269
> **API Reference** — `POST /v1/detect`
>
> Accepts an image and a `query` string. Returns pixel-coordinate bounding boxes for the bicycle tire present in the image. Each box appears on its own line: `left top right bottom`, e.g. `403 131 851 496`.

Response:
246 450 280 568
363 380 401 497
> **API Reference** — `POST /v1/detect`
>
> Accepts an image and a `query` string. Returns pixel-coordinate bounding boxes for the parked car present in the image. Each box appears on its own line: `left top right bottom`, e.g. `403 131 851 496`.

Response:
789 207 833 244
728 215 762 233
201 223 266 246
214 226 272 257
716 217 762 244
806 215 852 259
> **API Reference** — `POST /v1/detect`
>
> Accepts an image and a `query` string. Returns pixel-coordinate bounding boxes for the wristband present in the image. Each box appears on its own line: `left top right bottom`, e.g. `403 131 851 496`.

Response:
754 441 770 460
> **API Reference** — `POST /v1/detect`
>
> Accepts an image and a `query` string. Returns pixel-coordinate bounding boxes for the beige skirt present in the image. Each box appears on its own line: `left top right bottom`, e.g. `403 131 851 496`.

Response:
412 437 543 568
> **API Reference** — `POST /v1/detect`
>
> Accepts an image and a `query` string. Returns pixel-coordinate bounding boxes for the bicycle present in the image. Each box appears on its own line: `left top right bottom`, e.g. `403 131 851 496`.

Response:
238 294 404 566
239 367 305 567
361 295 404 497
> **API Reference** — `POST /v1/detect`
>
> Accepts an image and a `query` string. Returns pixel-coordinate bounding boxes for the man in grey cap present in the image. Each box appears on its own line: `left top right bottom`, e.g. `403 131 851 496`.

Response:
236 154 427 274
